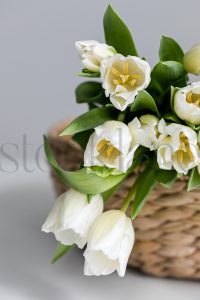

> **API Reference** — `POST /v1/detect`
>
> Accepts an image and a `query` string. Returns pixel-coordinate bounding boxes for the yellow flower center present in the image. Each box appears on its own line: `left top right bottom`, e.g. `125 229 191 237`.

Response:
97 139 121 163
111 62 141 88
186 92 200 107
176 132 193 163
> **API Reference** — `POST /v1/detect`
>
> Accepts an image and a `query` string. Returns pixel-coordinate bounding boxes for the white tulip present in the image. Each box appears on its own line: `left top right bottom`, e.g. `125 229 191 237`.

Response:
84 120 139 173
184 43 200 75
128 114 159 149
75 40 116 73
174 82 200 125
156 119 200 174
75 40 99 56
84 210 134 277
42 189 103 248
100 54 151 111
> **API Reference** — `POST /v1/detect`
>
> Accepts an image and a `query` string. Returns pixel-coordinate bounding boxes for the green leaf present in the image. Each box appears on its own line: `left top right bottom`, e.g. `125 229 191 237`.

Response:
149 61 186 95
44 136 126 194
159 36 184 63
87 194 94 204
163 112 182 124
78 69 100 78
130 90 159 115
52 242 73 264
155 169 177 188
72 129 93 150
185 122 200 131
103 5 138 56
188 167 200 191
170 86 179 112
59 107 117 136
86 166 122 177
75 81 107 105
131 167 156 219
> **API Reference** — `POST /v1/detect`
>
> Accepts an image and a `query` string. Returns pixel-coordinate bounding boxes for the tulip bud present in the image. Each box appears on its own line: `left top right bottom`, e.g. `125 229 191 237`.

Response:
75 40 116 73
184 43 200 75
84 210 134 276
42 189 103 248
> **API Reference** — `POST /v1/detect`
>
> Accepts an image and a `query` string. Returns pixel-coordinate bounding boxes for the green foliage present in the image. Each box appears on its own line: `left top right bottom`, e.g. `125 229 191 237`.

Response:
148 61 186 98
185 122 200 131
131 167 156 219
76 81 107 105
130 90 159 115
52 242 73 263
155 169 177 188
163 112 182 124
170 86 179 113
86 166 121 177
159 36 184 63
78 69 100 78
72 129 94 150
87 194 94 204
103 5 138 56
59 107 117 136
148 61 187 110
188 167 200 191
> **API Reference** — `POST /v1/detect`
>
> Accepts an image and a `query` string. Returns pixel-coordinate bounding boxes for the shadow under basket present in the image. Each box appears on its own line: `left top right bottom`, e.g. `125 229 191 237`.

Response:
48 120 200 279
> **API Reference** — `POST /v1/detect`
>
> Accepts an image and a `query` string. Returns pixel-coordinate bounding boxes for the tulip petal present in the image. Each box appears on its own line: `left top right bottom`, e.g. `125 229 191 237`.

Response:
83 210 134 276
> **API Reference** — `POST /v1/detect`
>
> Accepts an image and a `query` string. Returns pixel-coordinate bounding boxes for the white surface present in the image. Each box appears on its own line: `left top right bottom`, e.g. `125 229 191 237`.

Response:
0 164 200 300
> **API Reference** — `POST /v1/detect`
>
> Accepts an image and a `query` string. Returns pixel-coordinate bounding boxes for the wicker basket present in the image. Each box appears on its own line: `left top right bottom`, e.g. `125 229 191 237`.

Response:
48 120 200 279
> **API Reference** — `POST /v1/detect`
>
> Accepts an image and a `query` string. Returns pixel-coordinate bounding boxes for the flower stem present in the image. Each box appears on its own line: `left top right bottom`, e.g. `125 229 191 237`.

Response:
117 112 125 122
120 178 138 213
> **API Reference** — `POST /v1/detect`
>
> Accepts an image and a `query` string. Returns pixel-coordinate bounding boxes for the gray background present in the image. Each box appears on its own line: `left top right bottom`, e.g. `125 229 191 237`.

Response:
1 0 200 299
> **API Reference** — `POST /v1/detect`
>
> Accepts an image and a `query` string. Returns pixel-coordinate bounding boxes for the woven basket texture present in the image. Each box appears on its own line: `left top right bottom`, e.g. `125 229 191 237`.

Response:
48 120 200 279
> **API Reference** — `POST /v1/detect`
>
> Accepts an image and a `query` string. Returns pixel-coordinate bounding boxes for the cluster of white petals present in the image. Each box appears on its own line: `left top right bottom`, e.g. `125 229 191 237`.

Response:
84 115 159 173
84 120 138 173
128 114 159 149
84 210 134 276
42 189 135 277
75 40 116 73
101 54 151 111
75 41 151 111
42 189 103 248
155 119 200 174
174 82 200 125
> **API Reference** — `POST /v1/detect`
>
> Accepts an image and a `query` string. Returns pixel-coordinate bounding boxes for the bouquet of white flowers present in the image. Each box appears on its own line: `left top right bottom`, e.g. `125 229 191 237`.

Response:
42 5 200 277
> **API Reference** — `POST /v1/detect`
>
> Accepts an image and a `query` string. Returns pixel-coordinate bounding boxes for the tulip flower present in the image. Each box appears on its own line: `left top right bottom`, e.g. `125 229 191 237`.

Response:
100 54 151 111
42 189 103 248
84 210 134 276
174 82 200 125
156 119 200 174
75 40 116 72
84 120 139 173
128 114 159 149
184 43 200 75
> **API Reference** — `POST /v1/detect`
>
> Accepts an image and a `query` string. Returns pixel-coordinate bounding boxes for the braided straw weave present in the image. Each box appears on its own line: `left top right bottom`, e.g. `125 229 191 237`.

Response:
48 120 200 279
